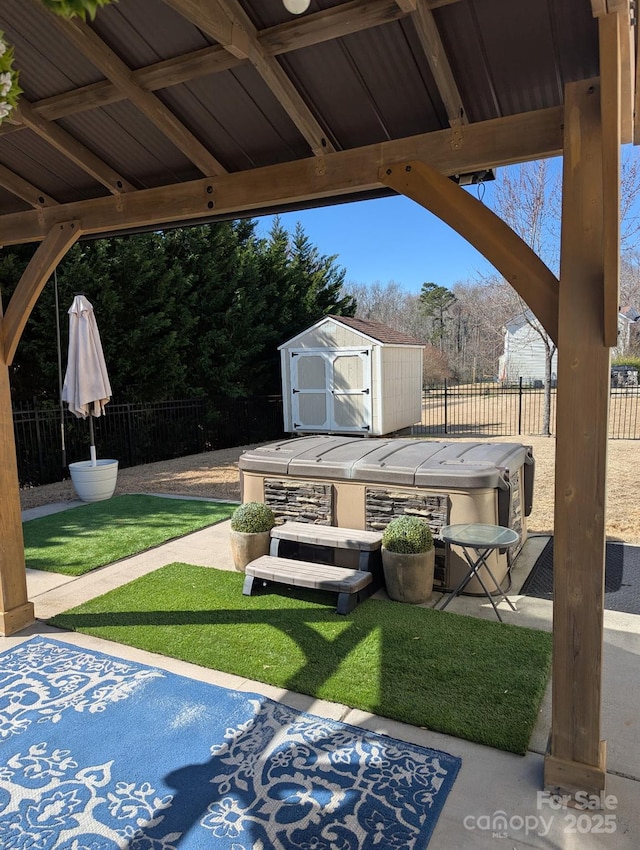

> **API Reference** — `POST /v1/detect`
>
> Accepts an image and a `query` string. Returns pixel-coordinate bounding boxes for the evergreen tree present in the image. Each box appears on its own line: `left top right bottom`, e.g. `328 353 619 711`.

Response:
164 221 273 397
419 282 457 351
1 217 356 402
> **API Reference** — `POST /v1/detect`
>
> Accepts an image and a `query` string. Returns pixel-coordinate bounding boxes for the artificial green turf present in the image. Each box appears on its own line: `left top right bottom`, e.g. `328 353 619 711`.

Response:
24 495 236 575
49 562 552 754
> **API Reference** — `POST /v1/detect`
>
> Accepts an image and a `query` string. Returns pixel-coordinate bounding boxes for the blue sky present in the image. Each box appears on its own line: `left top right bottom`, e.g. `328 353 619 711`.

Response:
255 186 497 295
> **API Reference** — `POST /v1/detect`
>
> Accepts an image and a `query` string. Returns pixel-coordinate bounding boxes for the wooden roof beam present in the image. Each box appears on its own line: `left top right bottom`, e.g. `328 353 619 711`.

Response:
1 0 420 137
14 99 135 196
165 0 336 156
408 0 468 126
40 5 227 177
263 0 406 55
0 163 58 209
591 0 634 143
0 106 563 247
0 46 239 136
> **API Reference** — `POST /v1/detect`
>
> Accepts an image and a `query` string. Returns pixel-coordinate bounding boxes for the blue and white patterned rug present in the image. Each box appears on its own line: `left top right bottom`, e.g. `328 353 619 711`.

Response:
0 637 461 849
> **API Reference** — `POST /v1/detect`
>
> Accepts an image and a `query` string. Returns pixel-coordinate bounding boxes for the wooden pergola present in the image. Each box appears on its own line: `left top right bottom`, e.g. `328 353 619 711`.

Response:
0 0 634 797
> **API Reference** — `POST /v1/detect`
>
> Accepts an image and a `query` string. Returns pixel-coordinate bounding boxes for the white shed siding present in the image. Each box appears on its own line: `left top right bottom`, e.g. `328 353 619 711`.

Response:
279 317 424 435
285 321 364 350
378 346 423 433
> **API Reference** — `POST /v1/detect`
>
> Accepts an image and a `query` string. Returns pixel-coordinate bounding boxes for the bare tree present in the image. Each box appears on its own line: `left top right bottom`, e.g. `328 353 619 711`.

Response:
451 279 510 381
344 280 431 341
478 160 559 433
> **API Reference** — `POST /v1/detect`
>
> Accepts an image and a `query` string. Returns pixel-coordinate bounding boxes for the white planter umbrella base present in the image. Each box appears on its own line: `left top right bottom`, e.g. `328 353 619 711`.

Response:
69 459 119 502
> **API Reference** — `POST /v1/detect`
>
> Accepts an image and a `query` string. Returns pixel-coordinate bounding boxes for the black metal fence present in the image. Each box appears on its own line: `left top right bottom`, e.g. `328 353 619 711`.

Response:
414 379 640 440
15 382 639 489
13 396 285 488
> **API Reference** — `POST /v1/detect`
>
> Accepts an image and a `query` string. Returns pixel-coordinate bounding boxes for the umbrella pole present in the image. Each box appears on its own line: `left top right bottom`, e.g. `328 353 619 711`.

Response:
89 415 97 466
54 269 67 474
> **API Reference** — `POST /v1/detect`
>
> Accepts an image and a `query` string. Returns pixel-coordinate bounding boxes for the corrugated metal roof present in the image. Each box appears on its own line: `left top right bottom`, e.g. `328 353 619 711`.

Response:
0 0 621 244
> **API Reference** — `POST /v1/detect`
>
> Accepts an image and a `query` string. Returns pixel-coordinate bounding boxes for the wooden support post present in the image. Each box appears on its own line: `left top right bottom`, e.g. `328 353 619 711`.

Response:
544 79 610 796
0 221 81 635
0 325 34 635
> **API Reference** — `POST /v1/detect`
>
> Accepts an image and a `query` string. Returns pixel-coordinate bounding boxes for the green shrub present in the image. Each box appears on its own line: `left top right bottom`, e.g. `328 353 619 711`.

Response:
230 502 276 533
612 355 640 369
382 515 433 554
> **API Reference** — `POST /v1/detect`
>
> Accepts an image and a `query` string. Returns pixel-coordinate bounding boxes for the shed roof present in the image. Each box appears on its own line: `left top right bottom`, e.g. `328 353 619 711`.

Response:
327 315 423 345
279 314 424 347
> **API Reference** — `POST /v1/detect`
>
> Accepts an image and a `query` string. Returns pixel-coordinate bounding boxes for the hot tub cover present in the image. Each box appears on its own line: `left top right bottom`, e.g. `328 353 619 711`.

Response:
239 436 534 496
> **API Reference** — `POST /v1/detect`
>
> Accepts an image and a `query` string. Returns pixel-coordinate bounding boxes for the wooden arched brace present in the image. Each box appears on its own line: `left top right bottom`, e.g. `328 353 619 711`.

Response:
379 161 559 345
2 220 82 366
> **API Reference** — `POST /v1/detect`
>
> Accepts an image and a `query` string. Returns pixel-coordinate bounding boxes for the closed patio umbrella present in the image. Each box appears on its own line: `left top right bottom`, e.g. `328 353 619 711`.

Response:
62 294 112 467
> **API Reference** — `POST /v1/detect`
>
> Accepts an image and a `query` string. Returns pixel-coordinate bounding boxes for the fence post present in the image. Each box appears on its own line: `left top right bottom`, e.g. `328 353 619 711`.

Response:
126 403 135 466
33 397 45 486
444 379 448 434
518 377 523 435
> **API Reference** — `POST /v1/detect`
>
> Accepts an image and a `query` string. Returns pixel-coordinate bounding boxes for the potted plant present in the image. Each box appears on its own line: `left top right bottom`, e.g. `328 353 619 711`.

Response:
381 515 435 604
229 502 276 572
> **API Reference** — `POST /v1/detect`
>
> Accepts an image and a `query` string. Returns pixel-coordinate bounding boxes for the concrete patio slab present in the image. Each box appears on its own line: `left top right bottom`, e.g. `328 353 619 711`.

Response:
12 500 640 848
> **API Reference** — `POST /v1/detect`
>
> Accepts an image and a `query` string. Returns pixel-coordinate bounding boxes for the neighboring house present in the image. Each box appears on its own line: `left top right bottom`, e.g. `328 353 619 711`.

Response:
498 312 557 385
615 305 640 358
499 307 640 384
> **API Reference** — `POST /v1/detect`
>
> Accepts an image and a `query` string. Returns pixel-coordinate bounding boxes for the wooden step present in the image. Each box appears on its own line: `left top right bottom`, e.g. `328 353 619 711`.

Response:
243 554 373 615
269 521 384 578
270 521 382 551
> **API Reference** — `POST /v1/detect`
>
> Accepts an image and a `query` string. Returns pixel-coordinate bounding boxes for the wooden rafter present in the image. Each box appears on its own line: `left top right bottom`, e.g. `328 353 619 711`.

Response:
262 0 406 55
40 5 227 177
14 99 135 195
409 0 467 125
0 163 57 208
0 0 455 139
164 0 336 156
0 45 238 135
0 107 564 247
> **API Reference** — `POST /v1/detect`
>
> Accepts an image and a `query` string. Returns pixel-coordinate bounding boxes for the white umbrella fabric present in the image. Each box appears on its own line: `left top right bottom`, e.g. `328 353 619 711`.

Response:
61 294 112 467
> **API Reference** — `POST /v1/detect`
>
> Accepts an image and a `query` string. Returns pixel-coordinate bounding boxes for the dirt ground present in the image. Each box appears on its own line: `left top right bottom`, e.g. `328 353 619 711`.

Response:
19 436 640 545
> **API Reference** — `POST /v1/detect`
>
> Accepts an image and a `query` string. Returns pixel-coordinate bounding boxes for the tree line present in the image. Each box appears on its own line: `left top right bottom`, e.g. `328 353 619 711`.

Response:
349 155 640 389
1 217 355 405
3 156 640 407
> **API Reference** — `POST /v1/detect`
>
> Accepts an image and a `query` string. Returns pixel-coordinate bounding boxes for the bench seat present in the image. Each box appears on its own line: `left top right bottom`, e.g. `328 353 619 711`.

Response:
243 554 373 614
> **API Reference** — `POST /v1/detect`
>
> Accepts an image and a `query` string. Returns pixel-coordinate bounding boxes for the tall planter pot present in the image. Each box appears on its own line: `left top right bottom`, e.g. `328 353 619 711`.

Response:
229 530 271 573
382 547 435 604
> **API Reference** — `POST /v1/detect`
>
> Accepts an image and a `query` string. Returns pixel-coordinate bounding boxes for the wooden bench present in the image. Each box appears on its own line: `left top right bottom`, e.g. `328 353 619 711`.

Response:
243 555 374 615
269 522 383 583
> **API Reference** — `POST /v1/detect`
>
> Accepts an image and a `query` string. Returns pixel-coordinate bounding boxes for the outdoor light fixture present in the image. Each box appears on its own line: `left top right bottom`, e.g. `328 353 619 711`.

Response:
283 0 311 14
449 168 496 187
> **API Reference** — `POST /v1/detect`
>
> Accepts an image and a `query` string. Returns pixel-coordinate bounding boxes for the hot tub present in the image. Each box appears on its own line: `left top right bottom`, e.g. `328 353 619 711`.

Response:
239 436 534 593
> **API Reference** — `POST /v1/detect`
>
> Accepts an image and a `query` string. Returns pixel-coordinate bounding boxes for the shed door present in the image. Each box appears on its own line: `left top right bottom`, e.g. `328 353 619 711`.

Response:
291 349 372 432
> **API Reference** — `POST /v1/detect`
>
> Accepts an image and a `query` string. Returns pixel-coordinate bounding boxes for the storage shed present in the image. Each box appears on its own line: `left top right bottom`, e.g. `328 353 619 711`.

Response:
279 316 424 436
